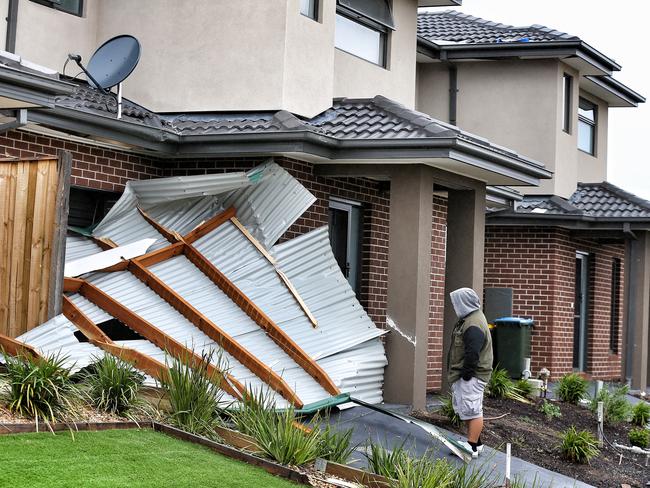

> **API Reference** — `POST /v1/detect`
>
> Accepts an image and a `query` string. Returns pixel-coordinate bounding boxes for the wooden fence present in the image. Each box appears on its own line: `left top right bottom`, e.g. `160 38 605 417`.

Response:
0 156 69 337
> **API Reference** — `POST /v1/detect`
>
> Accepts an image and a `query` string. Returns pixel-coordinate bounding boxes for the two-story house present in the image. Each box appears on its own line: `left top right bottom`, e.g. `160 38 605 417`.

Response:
0 0 554 409
416 10 648 392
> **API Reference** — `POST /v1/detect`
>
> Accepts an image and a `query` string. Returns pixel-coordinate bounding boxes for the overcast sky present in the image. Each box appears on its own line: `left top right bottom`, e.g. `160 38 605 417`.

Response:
422 0 650 199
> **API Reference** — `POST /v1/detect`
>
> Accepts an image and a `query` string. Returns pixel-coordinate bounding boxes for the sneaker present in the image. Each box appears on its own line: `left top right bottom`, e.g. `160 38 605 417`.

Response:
459 441 479 459
476 444 484 455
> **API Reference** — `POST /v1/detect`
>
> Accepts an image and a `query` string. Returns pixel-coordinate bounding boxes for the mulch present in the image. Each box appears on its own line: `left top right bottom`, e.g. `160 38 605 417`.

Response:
415 397 649 488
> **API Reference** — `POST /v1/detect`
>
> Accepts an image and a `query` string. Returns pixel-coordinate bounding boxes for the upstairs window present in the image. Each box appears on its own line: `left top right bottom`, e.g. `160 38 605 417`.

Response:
300 0 319 20
335 0 394 67
30 0 83 16
562 74 572 133
578 97 597 155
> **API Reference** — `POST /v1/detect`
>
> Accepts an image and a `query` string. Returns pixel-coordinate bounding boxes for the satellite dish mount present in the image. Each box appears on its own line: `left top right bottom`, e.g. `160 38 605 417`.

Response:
68 35 141 120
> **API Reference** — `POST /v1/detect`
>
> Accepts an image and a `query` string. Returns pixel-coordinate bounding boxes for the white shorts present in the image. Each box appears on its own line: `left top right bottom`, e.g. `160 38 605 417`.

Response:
451 377 487 420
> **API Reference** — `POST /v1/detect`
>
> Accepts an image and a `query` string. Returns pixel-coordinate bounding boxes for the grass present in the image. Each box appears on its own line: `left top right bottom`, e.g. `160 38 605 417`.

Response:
631 401 650 427
486 367 529 403
589 385 631 424
83 355 145 417
0 429 300 488
558 427 599 464
437 394 461 428
556 374 588 404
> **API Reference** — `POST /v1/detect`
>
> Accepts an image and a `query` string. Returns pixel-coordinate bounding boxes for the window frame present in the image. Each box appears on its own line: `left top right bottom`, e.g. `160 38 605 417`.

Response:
299 0 319 21
29 0 84 17
609 257 622 354
562 73 572 134
578 96 597 156
335 8 389 68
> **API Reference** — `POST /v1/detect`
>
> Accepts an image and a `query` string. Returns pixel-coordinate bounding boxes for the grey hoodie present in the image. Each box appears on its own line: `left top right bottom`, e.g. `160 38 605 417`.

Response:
450 287 481 319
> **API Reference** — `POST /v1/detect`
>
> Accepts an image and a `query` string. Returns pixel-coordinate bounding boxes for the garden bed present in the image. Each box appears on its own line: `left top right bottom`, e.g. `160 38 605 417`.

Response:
415 397 648 488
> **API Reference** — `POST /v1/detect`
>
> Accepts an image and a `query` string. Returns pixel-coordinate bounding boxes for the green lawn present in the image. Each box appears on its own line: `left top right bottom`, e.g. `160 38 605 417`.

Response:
0 429 302 488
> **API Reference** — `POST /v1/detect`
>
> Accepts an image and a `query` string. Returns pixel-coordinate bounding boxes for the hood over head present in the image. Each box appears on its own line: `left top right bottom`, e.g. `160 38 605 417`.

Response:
450 287 481 319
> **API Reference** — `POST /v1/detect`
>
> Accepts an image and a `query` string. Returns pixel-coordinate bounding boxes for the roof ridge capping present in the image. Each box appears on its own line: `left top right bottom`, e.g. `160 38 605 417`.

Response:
371 95 456 136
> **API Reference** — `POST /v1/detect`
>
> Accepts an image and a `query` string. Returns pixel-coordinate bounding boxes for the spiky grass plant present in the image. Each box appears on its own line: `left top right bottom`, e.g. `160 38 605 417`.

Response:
589 385 631 424
556 373 588 404
392 455 456 488
160 350 226 439
437 394 461 428
365 441 411 479
317 423 356 464
0 352 81 428
487 367 529 403
559 427 599 464
631 401 650 427
514 379 535 398
83 354 145 417
231 389 324 466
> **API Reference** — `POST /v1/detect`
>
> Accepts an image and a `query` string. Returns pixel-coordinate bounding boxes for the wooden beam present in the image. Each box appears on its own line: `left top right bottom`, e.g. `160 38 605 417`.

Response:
62 295 169 382
76 280 245 399
183 207 236 244
133 241 185 268
184 244 340 396
92 236 117 251
230 216 318 328
0 332 41 359
63 277 84 293
137 206 180 244
48 151 71 319
127 259 303 408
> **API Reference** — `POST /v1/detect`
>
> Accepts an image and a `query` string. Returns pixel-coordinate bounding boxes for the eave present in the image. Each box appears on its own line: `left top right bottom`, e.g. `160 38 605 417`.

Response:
582 75 646 108
0 65 75 109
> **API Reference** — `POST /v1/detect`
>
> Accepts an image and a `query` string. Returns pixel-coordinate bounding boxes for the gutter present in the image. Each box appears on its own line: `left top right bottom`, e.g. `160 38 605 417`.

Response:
585 75 646 106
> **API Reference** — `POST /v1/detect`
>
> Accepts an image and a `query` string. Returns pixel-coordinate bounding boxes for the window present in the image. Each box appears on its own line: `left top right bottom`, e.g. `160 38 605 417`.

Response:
68 187 119 229
300 0 318 20
30 0 83 16
562 74 572 133
335 0 393 67
609 258 621 353
578 97 597 155
328 199 363 295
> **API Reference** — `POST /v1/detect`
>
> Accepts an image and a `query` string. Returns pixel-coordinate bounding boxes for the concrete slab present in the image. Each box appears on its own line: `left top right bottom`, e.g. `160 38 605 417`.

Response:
327 404 594 488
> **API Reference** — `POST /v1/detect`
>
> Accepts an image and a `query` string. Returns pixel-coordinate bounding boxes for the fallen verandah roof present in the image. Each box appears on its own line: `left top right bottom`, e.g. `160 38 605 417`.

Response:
15 161 387 407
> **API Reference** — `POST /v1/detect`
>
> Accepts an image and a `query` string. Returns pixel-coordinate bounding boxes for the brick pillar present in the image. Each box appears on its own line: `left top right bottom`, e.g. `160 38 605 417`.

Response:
383 165 434 409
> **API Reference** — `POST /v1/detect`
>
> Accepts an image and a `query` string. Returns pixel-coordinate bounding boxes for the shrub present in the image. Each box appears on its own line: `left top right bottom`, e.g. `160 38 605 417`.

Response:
317 423 356 464
631 401 650 427
589 385 631 424
83 354 144 416
514 379 535 399
628 428 649 449
539 400 562 420
161 350 225 439
0 353 80 426
556 373 588 404
365 441 410 479
437 394 461 428
487 367 513 399
559 427 599 464
231 389 322 465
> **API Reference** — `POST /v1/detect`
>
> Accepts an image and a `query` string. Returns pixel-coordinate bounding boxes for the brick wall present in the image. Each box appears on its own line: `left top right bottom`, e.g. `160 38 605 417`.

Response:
0 129 160 191
484 226 624 381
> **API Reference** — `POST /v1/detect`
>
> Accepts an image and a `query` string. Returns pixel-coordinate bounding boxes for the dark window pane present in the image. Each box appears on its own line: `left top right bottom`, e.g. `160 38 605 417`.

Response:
338 0 394 29
30 0 83 16
562 74 572 133
300 0 318 19
335 13 385 65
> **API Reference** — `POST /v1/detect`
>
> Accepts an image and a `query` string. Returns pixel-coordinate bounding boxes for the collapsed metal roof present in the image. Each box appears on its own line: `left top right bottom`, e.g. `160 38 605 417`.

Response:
17 160 387 407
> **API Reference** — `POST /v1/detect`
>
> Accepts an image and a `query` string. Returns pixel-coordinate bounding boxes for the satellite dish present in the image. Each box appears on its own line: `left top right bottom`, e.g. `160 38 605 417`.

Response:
86 35 141 90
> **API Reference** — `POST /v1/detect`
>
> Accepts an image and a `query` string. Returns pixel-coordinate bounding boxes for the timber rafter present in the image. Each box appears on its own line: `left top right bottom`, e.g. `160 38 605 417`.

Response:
0 332 41 359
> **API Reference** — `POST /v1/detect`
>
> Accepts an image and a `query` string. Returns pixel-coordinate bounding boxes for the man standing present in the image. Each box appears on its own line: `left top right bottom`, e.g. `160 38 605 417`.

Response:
447 287 493 458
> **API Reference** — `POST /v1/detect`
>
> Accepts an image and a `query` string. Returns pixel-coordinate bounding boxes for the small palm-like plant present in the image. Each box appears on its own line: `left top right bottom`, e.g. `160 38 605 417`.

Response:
556 373 588 404
1 352 80 427
83 354 144 416
161 350 226 439
559 427 599 464
631 401 650 427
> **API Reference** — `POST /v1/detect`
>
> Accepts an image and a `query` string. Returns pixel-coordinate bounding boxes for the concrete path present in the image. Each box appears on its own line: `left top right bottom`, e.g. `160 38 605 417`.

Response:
327 404 593 488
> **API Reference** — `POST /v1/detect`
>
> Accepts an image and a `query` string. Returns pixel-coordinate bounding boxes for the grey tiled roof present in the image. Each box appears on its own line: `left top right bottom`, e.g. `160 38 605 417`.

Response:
56 83 164 129
570 182 650 218
502 182 650 220
418 10 578 45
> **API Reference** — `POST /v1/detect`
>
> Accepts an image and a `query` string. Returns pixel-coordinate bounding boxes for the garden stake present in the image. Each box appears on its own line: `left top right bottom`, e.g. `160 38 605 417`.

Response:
505 443 511 488
597 401 604 448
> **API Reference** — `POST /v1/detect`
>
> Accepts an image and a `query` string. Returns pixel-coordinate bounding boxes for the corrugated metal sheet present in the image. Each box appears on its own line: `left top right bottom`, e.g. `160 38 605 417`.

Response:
16 315 105 372
86 270 288 407
65 235 104 263
67 293 114 324
148 255 330 404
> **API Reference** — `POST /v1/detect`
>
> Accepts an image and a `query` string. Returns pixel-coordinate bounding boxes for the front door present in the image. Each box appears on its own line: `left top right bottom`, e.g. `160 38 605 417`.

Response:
573 252 589 371
328 199 362 295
